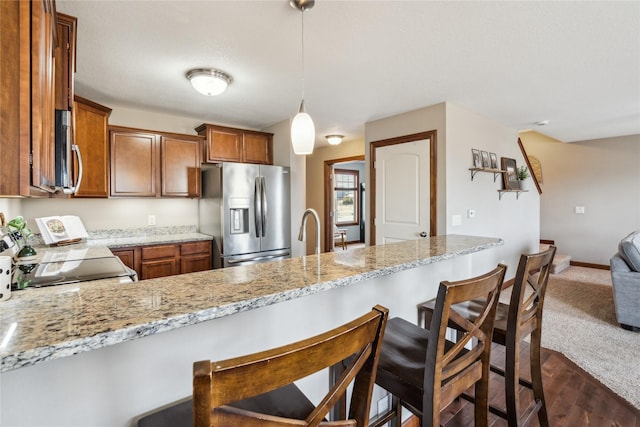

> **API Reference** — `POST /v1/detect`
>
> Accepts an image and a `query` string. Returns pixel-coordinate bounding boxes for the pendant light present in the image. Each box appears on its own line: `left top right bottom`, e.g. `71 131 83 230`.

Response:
290 0 315 155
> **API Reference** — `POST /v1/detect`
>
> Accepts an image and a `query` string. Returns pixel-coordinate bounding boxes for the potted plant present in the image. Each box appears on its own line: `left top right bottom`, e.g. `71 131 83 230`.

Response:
517 166 530 189
7 216 37 260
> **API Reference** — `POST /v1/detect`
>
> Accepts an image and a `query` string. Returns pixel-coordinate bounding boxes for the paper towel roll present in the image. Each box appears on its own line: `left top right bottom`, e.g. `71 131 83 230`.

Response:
0 255 12 301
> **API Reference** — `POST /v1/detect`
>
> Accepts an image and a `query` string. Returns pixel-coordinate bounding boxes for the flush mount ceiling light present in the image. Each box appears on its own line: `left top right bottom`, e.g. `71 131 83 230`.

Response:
325 135 343 145
290 0 315 155
186 68 233 96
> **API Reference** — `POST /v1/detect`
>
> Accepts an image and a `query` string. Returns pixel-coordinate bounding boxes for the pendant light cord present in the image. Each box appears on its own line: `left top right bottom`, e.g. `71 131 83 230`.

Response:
300 10 305 102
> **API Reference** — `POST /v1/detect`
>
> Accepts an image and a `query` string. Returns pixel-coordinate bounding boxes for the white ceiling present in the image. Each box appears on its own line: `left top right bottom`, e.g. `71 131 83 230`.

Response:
56 1 640 148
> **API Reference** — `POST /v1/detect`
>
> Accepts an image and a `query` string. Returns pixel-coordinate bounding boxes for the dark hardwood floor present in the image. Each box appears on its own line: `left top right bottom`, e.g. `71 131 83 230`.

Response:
405 343 640 427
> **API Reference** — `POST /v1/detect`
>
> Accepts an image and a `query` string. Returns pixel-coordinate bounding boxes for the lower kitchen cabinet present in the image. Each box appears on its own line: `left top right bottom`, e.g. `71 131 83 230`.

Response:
111 240 212 281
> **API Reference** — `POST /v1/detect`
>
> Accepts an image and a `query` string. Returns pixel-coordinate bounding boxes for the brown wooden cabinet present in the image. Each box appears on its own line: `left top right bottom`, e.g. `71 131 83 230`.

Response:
111 247 141 276
111 240 212 281
73 96 111 198
30 0 57 193
0 2 76 196
180 241 213 274
140 244 179 280
110 126 201 198
161 135 201 197
54 13 76 111
196 123 273 165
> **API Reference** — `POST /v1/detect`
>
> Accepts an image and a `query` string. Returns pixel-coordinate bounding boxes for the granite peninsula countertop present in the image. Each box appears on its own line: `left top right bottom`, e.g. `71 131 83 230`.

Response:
0 234 502 372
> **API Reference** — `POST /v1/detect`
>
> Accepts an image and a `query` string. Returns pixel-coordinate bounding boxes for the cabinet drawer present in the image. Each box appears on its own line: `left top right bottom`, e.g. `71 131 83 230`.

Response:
180 241 211 256
141 244 178 260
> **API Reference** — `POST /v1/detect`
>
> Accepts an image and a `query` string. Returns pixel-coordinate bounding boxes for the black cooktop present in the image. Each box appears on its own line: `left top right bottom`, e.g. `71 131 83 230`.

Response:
18 256 134 288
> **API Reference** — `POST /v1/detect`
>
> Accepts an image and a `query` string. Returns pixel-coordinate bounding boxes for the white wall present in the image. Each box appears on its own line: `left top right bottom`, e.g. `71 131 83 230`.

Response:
445 103 539 275
365 102 539 279
521 131 640 265
0 199 23 226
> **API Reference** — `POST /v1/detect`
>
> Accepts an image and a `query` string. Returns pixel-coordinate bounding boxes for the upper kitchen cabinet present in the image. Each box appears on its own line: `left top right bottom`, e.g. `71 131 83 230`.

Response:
196 123 273 165
161 134 201 197
110 126 159 197
110 126 202 198
54 13 76 111
73 96 111 198
0 1 75 196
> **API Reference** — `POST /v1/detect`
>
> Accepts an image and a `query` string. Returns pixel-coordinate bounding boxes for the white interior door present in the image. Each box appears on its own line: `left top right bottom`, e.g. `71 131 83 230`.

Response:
375 139 430 244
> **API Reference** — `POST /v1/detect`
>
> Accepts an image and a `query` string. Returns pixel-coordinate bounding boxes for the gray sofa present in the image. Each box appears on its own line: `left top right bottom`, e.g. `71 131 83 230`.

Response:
610 231 640 331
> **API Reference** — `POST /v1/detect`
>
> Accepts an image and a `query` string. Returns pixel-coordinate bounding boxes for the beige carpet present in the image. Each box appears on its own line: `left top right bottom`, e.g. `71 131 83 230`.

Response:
537 266 640 409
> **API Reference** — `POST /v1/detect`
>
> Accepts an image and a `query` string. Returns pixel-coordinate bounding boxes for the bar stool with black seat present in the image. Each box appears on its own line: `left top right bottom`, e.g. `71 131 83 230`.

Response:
371 264 507 427
137 304 388 427
418 246 556 427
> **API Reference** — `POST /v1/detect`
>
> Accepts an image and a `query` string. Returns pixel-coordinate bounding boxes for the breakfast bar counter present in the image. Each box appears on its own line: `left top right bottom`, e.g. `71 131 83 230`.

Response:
0 234 502 427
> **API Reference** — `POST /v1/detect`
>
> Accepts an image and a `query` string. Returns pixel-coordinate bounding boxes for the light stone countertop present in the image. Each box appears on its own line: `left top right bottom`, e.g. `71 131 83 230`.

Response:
0 234 502 373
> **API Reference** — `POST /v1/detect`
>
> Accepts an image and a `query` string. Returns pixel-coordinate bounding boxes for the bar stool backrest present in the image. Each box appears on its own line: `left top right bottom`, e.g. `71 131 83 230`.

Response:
425 264 507 420
193 305 389 427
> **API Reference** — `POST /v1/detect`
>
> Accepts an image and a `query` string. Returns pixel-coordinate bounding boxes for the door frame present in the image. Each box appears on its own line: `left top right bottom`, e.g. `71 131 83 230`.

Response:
369 130 437 245
323 155 365 252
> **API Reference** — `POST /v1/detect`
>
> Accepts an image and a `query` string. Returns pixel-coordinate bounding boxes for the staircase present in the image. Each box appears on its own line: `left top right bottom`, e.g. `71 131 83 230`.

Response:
540 243 571 274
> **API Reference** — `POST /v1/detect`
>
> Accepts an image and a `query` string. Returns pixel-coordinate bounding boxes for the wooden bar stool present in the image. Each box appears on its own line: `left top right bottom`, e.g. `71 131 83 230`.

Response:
137 305 388 427
417 246 556 427
370 264 507 427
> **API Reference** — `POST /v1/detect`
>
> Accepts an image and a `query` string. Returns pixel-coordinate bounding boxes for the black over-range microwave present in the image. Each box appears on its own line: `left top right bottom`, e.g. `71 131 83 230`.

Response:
54 109 83 194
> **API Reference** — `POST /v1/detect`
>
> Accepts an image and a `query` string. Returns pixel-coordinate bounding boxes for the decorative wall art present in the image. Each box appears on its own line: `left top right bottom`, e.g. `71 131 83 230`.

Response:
489 152 498 169
472 149 482 168
501 157 520 190
481 151 490 168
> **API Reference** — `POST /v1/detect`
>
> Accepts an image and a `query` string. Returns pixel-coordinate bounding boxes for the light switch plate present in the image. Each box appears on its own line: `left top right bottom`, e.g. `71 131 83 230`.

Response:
148 215 156 226
452 214 462 226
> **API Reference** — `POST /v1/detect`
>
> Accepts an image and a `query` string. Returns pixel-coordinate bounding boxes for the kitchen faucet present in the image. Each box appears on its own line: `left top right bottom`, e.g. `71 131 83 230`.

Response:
298 208 321 254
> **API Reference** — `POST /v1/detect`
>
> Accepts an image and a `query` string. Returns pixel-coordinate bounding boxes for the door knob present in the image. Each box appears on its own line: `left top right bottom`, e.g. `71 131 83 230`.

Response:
419 231 428 238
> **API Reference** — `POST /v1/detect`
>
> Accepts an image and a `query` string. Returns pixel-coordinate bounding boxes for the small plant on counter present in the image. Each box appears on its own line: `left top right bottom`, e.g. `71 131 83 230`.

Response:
7 215 33 246
517 165 530 181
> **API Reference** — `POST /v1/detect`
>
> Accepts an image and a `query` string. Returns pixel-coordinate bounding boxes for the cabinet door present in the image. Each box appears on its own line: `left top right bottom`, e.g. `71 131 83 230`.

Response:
30 0 57 192
202 126 242 163
140 244 179 280
54 13 76 111
0 1 29 195
73 97 111 197
243 132 273 165
111 247 141 276
161 135 201 197
110 128 159 197
180 241 212 274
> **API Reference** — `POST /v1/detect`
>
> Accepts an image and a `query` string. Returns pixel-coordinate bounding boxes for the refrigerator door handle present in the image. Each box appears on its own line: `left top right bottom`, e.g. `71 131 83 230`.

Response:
261 176 267 237
254 177 262 238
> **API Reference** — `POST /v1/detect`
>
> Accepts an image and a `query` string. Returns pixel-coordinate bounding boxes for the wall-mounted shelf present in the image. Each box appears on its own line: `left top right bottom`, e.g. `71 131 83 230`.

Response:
469 167 505 182
498 189 528 200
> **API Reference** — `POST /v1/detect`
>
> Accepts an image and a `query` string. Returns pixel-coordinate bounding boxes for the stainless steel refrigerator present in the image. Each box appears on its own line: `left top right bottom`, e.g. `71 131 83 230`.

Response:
200 163 291 268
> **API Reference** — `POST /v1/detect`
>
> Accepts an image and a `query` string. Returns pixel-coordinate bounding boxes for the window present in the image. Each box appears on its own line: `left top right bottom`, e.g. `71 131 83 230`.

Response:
334 169 359 226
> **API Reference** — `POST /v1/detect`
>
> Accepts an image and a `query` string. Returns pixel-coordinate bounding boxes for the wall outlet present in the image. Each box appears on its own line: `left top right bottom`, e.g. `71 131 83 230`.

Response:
467 209 476 219
148 215 156 226
575 206 585 214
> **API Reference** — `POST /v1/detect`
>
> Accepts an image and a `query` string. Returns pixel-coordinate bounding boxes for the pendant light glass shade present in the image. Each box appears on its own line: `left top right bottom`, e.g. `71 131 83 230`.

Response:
291 101 315 155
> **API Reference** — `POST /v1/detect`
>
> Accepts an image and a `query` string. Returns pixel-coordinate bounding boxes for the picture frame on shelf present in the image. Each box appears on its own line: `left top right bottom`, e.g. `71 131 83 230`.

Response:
490 152 498 169
501 157 520 190
481 151 490 168
472 149 482 168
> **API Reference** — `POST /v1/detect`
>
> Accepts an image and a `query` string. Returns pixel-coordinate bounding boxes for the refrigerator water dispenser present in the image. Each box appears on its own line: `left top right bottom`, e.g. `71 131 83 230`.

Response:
230 208 249 234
